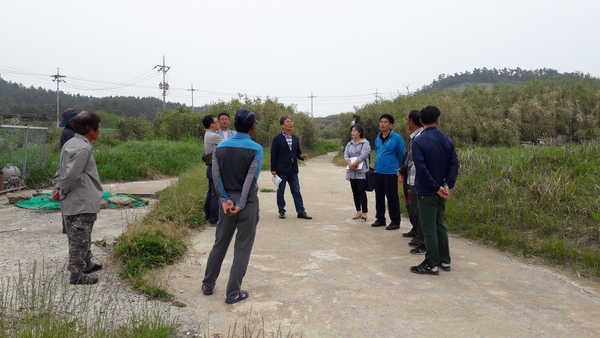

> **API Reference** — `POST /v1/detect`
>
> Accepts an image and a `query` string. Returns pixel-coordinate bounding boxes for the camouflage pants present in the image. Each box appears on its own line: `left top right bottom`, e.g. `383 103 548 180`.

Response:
64 213 96 274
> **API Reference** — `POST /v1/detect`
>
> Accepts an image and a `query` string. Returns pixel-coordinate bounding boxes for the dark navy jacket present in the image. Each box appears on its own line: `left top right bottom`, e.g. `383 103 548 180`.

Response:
270 132 304 175
412 126 459 196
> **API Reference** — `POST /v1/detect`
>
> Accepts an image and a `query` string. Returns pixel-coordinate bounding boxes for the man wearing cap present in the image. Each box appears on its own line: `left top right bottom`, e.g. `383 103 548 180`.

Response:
202 108 262 304
59 108 80 149
55 108 80 234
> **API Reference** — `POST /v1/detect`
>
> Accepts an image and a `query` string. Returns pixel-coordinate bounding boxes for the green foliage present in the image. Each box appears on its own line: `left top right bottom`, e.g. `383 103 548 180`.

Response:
94 139 203 181
115 231 186 277
115 115 153 141
341 74 600 147
203 95 318 149
95 110 119 129
446 145 600 276
153 106 204 141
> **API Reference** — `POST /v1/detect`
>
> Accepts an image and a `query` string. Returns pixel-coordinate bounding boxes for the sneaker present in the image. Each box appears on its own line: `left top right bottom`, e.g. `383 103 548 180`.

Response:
439 263 451 271
70 273 98 285
408 240 420 247
410 260 439 275
410 246 426 255
385 223 400 230
402 230 417 238
279 211 286 219
82 262 103 274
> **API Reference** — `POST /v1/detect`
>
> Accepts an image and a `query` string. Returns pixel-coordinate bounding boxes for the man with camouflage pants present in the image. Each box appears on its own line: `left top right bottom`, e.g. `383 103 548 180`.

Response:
52 111 104 285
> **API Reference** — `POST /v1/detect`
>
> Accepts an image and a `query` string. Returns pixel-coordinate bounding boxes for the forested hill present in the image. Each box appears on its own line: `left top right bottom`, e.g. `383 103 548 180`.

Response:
0 76 182 120
419 67 597 93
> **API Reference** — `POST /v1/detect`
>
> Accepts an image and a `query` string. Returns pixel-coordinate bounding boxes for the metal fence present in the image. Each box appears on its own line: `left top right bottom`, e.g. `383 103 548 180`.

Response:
0 125 48 192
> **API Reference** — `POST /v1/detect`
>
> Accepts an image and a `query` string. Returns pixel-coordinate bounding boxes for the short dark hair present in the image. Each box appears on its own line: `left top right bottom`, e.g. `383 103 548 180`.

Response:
350 124 365 138
218 112 230 120
408 110 422 127
420 106 441 125
202 115 216 128
379 113 394 125
234 121 253 133
73 111 101 135
280 116 292 125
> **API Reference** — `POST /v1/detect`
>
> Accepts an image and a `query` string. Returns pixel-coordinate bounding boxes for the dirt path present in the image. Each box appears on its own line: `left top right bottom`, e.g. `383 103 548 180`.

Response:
162 153 600 337
2 154 600 337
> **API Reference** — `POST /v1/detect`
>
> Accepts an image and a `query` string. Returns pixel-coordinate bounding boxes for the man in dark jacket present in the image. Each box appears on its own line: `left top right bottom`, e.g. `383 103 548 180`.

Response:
410 106 459 275
270 116 312 220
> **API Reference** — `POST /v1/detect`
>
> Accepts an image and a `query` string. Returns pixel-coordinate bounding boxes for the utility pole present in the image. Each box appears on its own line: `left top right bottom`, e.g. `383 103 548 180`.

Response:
374 88 379 103
309 92 315 117
155 56 171 108
187 83 199 112
51 68 66 127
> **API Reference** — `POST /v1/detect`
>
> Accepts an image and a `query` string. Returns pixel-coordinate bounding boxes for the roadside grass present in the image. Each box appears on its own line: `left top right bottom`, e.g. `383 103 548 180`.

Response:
448 144 600 278
0 261 177 337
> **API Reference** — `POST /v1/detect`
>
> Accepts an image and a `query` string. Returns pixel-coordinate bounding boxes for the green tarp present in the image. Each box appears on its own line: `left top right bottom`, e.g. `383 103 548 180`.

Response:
15 191 146 210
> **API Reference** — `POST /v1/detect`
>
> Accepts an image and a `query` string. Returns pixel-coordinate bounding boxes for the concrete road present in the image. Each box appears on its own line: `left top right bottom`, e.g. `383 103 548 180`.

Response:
162 153 600 337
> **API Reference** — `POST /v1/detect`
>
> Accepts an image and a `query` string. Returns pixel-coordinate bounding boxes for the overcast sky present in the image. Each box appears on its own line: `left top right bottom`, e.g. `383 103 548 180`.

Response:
1 0 599 117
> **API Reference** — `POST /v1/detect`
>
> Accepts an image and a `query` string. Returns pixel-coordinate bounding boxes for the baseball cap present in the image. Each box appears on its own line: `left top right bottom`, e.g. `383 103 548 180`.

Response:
59 108 79 127
235 108 260 125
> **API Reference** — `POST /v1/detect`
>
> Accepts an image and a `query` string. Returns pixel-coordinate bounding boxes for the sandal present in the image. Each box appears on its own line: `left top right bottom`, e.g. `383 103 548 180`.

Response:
225 290 249 304
202 284 213 296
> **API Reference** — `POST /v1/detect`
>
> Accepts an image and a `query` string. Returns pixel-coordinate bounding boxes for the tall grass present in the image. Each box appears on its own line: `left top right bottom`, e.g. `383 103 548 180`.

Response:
94 139 203 181
0 262 177 337
448 144 600 277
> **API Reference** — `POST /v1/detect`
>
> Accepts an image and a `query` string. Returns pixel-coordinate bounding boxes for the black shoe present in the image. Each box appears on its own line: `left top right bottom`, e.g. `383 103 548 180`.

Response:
297 212 312 220
385 223 400 230
402 230 417 238
410 260 439 275
438 263 451 271
371 219 386 227
70 273 99 285
410 246 426 255
202 284 213 296
408 241 420 247
82 262 103 274
279 211 286 219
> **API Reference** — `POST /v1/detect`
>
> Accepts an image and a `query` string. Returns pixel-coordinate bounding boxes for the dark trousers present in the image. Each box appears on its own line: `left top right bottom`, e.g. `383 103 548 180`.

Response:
350 178 368 213
204 166 219 224
417 195 450 267
374 173 400 225
276 173 305 214
203 193 259 299
404 183 424 245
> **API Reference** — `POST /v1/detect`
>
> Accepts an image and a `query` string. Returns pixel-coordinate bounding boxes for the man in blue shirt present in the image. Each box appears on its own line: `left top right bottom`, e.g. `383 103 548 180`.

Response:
410 106 459 275
202 108 262 304
371 114 405 230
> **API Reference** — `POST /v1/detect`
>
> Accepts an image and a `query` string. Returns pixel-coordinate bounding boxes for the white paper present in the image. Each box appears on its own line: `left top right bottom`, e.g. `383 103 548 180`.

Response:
346 157 363 170
272 175 283 189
